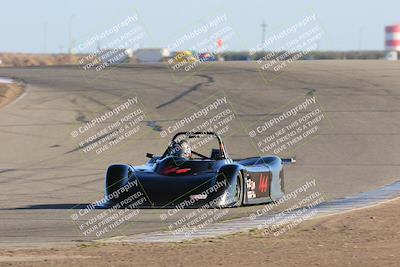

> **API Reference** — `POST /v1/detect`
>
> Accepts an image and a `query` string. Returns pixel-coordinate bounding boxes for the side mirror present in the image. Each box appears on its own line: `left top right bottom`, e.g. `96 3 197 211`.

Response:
146 153 154 159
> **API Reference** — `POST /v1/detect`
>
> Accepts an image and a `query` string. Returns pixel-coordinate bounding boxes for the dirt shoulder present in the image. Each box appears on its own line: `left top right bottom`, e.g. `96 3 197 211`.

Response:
1 198 399 267
0 83 24 109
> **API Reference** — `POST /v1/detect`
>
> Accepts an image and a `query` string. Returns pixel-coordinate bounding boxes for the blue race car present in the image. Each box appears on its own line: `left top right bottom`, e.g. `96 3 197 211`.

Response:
103 132 295 208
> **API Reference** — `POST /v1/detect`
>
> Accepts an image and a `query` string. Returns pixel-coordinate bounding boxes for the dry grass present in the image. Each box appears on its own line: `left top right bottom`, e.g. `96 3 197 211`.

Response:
0 53 81 67
0 83 24 108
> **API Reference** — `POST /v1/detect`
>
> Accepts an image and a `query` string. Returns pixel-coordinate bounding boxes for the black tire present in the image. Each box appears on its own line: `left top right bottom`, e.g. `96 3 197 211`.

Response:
233 171 244 207
105 165 130 196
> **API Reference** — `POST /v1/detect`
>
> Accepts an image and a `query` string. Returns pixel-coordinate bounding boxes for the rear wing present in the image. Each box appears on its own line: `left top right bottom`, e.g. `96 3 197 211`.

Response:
281 157 296 164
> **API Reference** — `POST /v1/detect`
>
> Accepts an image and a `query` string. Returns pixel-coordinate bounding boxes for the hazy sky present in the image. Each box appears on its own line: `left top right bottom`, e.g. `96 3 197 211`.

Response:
1 0 399 53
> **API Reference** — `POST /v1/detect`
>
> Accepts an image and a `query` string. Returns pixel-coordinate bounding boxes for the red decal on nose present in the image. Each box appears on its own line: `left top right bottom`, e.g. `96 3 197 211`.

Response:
259 174 269 193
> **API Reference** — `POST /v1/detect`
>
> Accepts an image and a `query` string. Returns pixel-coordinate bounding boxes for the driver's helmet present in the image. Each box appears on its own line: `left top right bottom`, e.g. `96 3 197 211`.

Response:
170 140 191 159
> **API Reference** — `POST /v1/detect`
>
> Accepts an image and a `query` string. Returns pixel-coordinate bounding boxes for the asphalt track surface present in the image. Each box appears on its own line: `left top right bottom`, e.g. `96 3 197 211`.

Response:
0 61 399 246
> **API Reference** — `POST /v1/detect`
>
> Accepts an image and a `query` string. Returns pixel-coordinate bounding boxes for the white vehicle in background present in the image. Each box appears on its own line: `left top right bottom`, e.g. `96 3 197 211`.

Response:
135 48 170 63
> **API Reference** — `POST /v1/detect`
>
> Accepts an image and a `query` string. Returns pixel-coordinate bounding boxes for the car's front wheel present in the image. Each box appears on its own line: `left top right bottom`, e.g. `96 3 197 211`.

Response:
232 172 244 207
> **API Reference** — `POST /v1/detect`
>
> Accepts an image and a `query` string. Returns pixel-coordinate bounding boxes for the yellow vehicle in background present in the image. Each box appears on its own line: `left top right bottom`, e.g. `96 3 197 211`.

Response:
173 50 197 63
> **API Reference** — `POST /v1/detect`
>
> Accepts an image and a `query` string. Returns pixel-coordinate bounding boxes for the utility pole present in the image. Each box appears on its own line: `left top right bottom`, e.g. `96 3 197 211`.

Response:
359 26 364 51
97 40 101 52
68 15 75 54
358 26 365 59
43 21 47 53
261 20 267 49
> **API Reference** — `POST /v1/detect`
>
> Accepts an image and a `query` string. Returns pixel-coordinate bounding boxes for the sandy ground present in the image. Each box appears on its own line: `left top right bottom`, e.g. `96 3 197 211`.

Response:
0 198 399 267
0 83 24 109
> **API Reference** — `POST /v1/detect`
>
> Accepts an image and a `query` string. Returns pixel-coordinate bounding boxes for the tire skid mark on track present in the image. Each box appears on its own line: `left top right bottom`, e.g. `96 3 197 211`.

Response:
156 74 214 109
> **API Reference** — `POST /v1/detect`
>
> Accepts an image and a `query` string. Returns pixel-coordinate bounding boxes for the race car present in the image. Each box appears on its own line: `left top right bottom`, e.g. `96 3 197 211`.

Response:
102 132 295 208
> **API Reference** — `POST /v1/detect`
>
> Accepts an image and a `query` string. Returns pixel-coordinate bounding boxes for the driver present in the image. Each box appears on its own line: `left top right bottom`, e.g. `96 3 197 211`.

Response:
170 140 192 159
